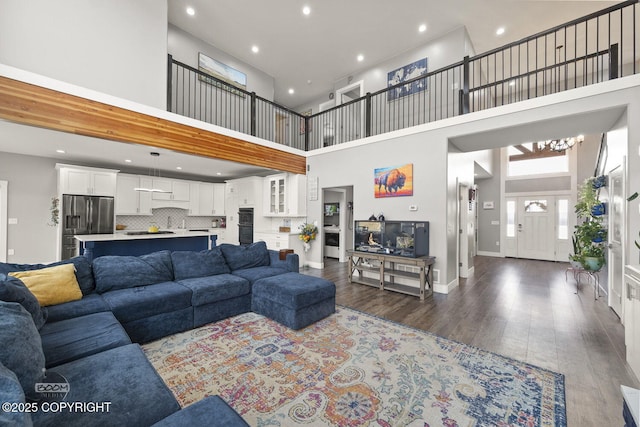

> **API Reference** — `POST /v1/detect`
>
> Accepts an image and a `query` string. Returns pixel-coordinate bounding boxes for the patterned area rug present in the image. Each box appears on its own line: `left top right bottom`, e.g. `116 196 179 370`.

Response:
143 307 566 426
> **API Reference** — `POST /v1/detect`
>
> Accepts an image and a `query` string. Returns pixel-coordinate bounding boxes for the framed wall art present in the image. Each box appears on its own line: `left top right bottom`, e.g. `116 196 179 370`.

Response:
198 52 247 97
387 58 428 101
374 164 413 198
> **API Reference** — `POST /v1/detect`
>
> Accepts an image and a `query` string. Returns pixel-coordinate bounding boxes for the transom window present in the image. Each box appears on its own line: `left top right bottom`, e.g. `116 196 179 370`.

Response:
507 142 569 176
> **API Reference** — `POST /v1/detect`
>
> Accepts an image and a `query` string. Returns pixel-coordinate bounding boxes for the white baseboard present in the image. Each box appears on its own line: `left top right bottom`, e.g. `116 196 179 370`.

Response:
434 277 459 294
477 251 503 257
304 261 324 270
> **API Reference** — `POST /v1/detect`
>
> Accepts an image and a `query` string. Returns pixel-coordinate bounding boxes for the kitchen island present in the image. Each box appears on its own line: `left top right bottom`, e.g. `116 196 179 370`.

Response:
75 230 219 261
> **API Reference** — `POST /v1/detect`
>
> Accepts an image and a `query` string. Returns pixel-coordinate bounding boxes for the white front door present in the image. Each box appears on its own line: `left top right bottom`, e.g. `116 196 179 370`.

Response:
517 197 555 260
608 165 625 316
505 194 571 261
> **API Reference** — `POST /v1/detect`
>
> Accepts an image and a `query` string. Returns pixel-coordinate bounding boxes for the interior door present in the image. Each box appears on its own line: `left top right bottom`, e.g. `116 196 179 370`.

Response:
608 164 624 316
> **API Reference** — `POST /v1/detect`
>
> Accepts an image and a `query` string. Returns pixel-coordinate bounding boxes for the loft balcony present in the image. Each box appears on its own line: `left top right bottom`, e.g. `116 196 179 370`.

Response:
168 0 639 151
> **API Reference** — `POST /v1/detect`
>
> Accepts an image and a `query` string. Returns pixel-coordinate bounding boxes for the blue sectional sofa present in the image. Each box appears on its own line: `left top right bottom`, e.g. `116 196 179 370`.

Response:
0 241 334 427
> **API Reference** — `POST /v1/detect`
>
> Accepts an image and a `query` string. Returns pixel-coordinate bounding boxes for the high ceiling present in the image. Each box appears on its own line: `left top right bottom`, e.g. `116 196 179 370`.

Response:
168 0 619 108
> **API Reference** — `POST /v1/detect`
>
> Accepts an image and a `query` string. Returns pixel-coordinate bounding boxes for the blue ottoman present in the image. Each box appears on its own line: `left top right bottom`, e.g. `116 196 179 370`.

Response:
252 272 336 330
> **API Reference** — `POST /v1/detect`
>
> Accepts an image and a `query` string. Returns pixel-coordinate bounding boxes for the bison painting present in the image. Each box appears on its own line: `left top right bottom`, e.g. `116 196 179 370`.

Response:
374 164 413 198
378 168 406 194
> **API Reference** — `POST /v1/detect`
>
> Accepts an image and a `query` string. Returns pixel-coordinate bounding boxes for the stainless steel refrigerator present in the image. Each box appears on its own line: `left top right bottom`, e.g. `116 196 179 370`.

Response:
61 194 114 260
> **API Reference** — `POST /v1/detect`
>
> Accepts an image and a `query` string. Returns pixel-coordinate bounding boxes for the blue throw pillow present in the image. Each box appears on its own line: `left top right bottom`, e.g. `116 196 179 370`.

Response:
0 301 45 398
220 242 270 271
171 248 231 280
92 250 174 293
0 256 95 296
0 277 48 329
0 361 33 426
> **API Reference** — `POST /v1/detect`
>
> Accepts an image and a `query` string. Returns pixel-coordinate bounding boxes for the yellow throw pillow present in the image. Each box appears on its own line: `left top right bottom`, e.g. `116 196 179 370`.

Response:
9 264 83 306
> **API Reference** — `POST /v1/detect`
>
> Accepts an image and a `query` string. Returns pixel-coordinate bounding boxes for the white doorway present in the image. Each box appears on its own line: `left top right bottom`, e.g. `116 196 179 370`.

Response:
458 183 474 278
607 164 625 316
321 186 353 263
0 180 7 262
318 99 336 147
335 80 364 142
504 194 572 261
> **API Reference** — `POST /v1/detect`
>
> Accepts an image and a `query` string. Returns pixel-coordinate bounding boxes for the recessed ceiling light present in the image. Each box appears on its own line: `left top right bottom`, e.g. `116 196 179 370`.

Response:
251 45 259 54
186 7 195 16
302 6 311 15
216 172 222 176
124 159 132 163
357 54 364 62
176 166 182 170
418 24 427 33
509 80 516 86
288 88 295 95
496 27 505 36
56 149 65 154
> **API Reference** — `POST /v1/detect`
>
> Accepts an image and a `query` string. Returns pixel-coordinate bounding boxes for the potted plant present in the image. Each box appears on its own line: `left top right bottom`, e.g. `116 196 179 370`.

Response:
581 242 605 271
571 176 608 270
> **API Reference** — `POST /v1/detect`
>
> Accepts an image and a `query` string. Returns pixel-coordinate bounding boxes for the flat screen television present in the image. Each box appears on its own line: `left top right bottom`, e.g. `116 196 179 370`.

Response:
354 220 429 257
324 203 339 216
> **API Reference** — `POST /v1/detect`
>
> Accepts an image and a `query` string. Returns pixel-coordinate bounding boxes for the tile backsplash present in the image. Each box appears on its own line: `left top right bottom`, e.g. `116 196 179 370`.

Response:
116 208 224 231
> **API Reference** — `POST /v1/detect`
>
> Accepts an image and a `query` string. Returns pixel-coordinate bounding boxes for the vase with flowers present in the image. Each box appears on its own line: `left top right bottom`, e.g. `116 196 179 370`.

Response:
299 223 318 252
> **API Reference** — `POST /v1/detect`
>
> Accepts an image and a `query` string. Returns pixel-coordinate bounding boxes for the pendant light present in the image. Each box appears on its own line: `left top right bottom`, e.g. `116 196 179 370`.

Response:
134 152 173 193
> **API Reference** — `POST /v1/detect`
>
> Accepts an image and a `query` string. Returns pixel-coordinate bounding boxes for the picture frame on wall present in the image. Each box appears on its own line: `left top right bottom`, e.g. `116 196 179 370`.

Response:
198 52 247 97
374 164 413 198
387 58 428 101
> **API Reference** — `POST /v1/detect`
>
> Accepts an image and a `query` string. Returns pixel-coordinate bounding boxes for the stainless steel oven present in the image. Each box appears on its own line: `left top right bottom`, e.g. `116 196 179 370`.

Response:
238 208 254 245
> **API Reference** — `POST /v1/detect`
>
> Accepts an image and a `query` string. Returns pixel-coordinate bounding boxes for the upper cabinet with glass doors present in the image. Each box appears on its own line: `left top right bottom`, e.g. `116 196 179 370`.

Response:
263 173 306 217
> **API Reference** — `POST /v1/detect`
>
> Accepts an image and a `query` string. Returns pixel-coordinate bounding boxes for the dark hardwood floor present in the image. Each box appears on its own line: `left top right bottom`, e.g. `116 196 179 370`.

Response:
304 255 640 426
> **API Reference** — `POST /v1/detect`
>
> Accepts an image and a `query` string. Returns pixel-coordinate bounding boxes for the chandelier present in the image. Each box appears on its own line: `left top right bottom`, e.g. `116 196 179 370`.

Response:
545 134 584 152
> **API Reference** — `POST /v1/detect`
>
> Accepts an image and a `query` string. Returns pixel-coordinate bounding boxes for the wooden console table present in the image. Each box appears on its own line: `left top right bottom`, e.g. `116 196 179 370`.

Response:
347 250 435 300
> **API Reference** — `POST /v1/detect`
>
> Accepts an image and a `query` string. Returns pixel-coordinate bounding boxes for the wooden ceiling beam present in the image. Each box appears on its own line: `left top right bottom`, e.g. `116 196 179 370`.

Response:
0 75 307 175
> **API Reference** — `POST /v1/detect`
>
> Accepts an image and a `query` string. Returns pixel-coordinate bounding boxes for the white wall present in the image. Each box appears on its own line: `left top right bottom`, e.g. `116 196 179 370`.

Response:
0 152 59 263
297 27 474 114
0 0 168 109
168 24 275 101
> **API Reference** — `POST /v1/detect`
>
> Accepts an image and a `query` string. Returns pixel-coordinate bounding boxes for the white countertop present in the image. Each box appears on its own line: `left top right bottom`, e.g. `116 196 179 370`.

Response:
74 230 221 242
255 230 300 235
622 385 639 426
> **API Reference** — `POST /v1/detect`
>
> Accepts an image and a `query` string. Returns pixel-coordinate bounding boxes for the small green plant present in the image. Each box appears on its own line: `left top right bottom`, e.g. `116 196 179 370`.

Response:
49 196 59 227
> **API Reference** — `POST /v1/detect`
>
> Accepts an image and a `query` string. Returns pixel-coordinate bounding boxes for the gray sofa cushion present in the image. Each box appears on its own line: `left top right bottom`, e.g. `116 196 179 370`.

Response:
93 250 174 293
32 344 180 427
0 276 47 329
171 247 230 280
0 361 33 427
0 256 95 295
220 242 270 271
178 274 250 306
40 312 132 368
0 301 45 397
102 281 192 324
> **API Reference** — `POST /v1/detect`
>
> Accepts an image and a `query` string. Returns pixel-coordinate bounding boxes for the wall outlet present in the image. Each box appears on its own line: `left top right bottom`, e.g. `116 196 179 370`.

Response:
409 205 418 211
7 249 14 256
491 220 499 225
8 218 17 225
496 241 500 246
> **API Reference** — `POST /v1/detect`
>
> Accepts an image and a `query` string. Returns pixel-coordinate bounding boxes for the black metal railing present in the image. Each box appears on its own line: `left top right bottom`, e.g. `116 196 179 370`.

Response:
167 0 638 151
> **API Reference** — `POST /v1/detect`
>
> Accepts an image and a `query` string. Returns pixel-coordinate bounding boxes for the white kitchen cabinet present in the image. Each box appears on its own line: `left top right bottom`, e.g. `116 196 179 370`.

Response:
254 231 297 250
116 174 152 215
57 164 118 196
264 173 306 216
151 178 190 201
212 183 226 215
229 177 262 207
191 182 226 216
